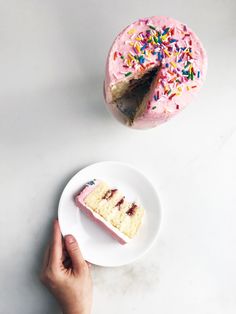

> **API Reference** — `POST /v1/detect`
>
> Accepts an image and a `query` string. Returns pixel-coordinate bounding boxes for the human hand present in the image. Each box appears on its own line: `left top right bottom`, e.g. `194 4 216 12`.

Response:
40 220 93 314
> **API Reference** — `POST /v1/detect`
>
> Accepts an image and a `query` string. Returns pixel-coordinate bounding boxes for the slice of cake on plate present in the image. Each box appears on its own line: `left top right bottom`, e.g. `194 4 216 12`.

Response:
75 179 144 244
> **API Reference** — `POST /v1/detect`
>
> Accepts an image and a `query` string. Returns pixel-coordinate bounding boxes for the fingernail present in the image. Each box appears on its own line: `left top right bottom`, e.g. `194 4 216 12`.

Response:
65 235 74 244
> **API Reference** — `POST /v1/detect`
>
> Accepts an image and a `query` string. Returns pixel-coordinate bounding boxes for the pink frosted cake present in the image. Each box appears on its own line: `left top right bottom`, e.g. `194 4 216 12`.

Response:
104 16 207 129
75 180 144 244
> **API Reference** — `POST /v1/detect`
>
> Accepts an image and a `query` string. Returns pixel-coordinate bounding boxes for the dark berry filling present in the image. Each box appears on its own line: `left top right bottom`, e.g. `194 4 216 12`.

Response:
102 189 117 200
126 203 137 216
115 197 125 209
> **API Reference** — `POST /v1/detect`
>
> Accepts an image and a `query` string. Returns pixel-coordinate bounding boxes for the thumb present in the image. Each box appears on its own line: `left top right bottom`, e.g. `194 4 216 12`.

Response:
64 235 85 273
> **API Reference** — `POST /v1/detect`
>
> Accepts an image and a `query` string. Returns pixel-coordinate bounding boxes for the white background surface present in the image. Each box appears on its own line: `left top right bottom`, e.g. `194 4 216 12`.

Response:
0 1 236 313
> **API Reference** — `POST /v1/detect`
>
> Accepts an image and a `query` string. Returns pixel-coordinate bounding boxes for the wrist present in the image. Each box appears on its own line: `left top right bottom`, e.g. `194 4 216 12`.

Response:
64 311 87 314
63 307 89 314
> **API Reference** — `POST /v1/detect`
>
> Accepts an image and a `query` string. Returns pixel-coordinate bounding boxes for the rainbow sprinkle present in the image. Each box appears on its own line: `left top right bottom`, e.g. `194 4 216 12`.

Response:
125 71 132 77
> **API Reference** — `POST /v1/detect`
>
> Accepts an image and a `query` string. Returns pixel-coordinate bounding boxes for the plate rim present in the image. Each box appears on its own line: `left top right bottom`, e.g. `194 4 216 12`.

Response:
58 160 162 267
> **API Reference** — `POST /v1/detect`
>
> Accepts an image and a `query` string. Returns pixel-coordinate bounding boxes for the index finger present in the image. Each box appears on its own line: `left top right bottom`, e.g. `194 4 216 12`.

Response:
49 219 63 268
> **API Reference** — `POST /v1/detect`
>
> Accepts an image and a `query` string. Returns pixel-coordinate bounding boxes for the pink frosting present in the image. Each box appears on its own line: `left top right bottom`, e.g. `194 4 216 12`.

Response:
75 180 127 245
104 16 207 129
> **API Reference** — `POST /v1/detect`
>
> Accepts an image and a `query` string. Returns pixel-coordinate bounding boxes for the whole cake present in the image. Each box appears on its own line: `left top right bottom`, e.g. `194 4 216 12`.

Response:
75 180 144 244
104 16 207 129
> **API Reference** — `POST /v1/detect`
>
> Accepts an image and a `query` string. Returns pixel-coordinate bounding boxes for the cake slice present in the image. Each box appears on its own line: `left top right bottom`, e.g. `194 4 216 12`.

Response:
75 179 144 244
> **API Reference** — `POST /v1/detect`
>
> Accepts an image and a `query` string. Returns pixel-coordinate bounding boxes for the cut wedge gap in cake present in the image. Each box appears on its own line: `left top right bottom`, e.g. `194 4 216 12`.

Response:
111 66 160 125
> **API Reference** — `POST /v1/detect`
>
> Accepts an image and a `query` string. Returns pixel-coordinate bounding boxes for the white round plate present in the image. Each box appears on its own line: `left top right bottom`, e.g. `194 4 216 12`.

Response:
58 161 162 267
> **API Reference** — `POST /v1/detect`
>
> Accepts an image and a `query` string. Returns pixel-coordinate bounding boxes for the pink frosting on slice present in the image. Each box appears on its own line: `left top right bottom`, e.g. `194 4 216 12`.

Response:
104 16 207 129
75 180 127 245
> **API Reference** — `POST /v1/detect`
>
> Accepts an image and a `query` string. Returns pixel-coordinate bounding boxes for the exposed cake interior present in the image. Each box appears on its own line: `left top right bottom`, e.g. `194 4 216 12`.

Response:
76 180 144 240
110 66 159 124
